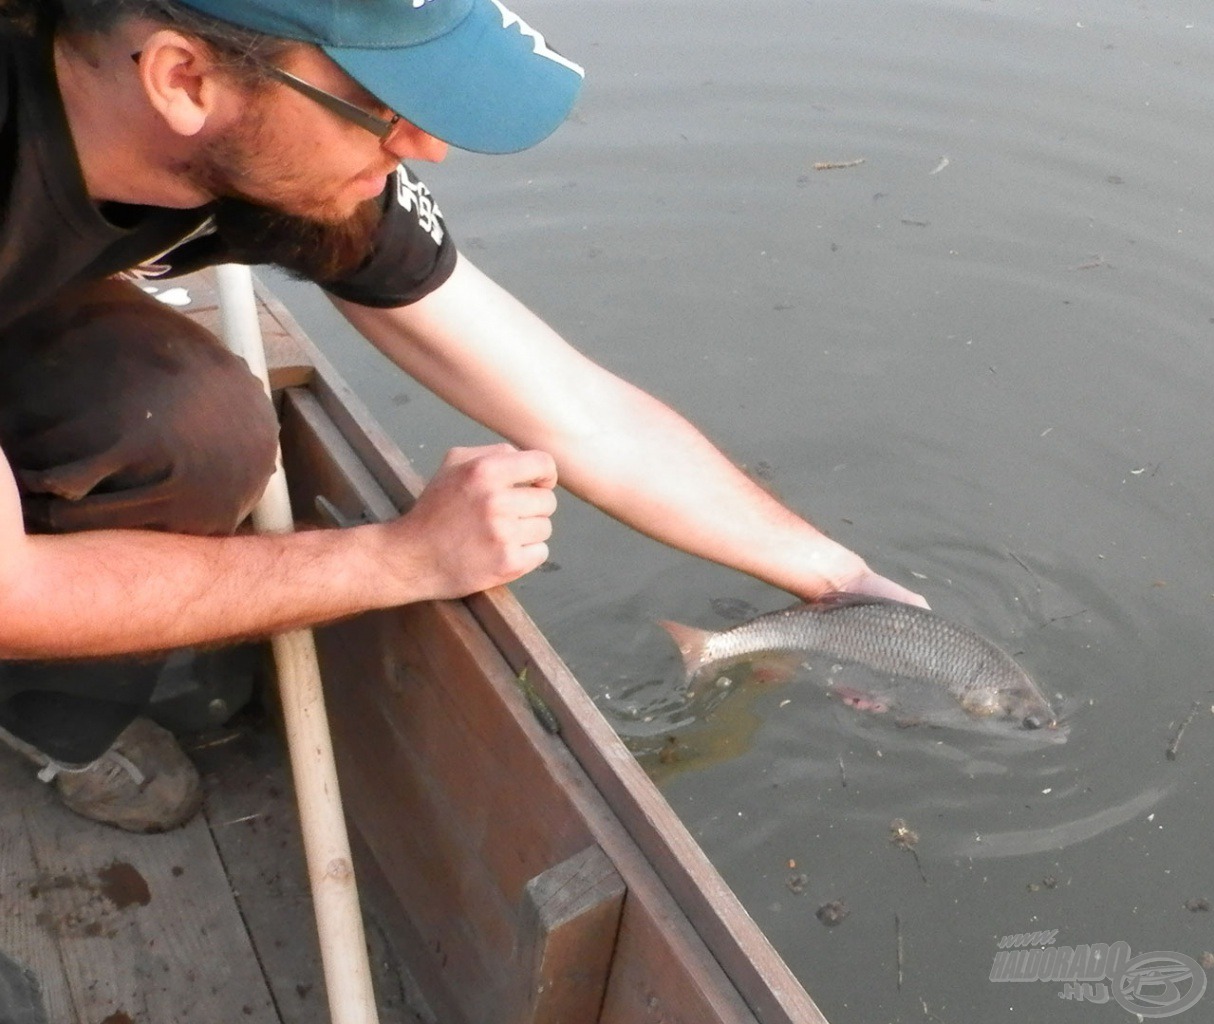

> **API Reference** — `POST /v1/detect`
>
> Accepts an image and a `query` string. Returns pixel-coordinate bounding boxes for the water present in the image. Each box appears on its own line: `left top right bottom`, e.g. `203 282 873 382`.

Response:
266 1 1214 1019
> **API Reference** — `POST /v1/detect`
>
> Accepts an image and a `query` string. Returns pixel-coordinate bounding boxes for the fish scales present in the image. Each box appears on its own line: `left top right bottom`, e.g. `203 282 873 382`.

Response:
715 602 1022 698
661 593 1056 729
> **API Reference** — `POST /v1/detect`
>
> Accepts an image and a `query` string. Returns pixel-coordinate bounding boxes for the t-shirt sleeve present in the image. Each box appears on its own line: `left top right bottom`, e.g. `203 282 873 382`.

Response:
322 164 458 308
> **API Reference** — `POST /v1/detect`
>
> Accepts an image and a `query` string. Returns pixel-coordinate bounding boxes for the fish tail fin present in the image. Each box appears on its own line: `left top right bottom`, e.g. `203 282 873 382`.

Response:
657 620 714 677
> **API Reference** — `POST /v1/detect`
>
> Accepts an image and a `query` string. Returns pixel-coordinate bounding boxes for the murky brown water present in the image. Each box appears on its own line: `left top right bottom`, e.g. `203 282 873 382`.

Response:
268 1 1214 1019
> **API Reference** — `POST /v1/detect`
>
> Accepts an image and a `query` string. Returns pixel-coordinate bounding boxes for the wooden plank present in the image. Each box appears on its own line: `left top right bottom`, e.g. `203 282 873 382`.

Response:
0 757 73 1024
268 317 429 507
195 720 433 1024
145 270 316 390
0 745 277 1023
466 593 829 1024
518 845 624 1024
278 392 764 1024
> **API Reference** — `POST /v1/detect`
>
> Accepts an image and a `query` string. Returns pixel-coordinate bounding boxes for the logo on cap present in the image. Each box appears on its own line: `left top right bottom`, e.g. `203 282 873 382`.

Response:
488 0 584 76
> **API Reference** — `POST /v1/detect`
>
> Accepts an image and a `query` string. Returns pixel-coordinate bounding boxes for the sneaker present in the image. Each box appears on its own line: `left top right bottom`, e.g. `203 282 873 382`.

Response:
0 717 203 833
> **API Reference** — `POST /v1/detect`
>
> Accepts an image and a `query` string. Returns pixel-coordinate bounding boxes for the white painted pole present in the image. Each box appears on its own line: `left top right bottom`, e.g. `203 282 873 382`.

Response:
215 264 380 1024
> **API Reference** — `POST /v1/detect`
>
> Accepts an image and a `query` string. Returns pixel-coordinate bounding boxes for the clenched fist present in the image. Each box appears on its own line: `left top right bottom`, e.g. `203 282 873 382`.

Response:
381 444 558 601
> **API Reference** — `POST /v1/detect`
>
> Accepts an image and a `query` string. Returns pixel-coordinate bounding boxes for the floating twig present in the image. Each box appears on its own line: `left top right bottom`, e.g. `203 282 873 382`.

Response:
813 158 865 170
895 913 904 990
1166 700 1201 761
890 818 928 884
1007 551 1036 578
929 156 950 175
837 754 848 788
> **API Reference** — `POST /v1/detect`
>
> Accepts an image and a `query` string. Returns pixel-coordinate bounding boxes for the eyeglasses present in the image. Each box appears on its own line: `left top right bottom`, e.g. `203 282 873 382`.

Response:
131 52 403 143
257 63 403 142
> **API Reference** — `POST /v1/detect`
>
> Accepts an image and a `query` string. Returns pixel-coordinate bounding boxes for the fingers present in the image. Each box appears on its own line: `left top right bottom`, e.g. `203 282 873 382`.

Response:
393 444 561 599
441 444 558 490
843 571 930 609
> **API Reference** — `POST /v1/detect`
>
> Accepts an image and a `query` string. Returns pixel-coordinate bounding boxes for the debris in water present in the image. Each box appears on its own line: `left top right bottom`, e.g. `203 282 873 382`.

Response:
1068 255 1110 271
787 873 808 895
657 736 682 765
1200 951 1214 970
709 596 759 620
895 913 905 990
1166 700 1201 760
1184 897 1210 913
920 999 950 1024
929 156 950 175
813 158 865 170
890 818 927 884
816 899 849 926
889 818 919 849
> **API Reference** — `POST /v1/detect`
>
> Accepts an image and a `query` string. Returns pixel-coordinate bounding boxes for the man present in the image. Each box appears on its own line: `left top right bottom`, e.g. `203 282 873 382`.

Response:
0 0 925 832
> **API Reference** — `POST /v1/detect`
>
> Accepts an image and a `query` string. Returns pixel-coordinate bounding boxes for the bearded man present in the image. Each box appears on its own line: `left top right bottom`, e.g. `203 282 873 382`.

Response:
0 0 924 832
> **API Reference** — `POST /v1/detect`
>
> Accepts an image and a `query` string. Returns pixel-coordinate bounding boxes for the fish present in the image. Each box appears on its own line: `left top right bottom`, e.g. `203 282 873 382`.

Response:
659 592 1057 731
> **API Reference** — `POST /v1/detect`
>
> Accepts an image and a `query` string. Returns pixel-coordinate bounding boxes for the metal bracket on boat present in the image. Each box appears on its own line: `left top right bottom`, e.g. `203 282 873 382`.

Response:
314 494 377 530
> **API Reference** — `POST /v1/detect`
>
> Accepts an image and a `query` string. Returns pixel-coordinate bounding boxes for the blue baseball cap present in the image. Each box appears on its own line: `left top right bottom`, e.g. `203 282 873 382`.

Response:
175 0 584 154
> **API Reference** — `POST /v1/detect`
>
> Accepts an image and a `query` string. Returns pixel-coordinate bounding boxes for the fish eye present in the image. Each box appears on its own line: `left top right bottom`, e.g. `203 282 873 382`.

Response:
1022 713 1044 730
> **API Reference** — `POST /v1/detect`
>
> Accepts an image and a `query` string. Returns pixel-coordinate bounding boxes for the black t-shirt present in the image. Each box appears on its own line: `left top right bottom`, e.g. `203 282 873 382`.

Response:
0 20 457 330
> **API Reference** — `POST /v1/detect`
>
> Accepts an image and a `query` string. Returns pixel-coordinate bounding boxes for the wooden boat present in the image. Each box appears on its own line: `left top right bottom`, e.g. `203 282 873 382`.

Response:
0 270 830 1024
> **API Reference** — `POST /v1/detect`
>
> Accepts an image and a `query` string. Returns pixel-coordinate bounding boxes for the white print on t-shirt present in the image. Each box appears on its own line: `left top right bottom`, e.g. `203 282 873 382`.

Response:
395 172 445 247
123 217 219 281
488 0 585 77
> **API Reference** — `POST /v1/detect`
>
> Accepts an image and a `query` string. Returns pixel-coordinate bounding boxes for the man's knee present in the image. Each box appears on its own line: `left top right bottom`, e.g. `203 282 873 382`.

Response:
0 278 278 535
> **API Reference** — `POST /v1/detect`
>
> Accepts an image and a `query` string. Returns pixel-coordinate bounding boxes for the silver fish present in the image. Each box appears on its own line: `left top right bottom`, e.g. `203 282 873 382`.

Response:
660 593 1057 730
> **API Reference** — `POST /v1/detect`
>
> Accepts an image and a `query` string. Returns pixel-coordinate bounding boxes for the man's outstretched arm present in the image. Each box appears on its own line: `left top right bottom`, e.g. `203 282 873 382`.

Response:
334 254 925 606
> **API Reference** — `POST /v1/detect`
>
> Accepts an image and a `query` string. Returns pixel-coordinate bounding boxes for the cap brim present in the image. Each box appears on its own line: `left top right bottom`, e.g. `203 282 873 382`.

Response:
323 0 583 154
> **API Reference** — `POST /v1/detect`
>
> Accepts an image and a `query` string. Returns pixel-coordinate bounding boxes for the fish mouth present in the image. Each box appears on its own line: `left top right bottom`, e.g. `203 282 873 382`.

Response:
1033 717 1071 743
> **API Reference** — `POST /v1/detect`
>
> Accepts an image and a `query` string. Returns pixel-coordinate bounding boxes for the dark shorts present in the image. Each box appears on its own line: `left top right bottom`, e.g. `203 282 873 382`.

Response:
0 277 279 763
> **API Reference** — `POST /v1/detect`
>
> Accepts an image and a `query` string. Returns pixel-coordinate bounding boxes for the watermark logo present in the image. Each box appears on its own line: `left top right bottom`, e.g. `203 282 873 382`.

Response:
990 934 1207 1017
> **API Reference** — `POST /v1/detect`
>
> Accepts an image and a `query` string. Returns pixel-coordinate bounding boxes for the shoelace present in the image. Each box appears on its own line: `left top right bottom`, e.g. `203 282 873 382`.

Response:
0 720 147 787
36 749 146 787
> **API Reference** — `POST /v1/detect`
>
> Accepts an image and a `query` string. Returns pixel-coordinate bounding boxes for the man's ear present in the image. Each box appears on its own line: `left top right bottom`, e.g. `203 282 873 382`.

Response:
135 29 227 137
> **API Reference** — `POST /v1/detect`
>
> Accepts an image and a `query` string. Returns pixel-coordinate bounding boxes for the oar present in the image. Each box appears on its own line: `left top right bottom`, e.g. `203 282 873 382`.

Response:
215 264 380 1024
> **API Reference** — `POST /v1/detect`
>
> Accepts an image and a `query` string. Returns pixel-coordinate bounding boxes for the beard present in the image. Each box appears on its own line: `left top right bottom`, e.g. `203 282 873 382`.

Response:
186 106 387 284
211 196 384 285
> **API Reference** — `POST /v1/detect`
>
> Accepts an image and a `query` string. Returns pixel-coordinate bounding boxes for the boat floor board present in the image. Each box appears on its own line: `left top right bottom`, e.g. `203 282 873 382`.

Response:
194 715 432 1024
151 270 316 392
0 734 279 1024
0 714 431 1024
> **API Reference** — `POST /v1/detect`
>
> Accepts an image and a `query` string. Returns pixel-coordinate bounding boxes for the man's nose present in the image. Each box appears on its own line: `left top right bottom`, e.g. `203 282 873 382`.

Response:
382 119 449 163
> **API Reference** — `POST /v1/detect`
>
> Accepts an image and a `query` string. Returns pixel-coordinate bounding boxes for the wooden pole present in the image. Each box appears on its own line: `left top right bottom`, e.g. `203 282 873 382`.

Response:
215 264 380 1024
